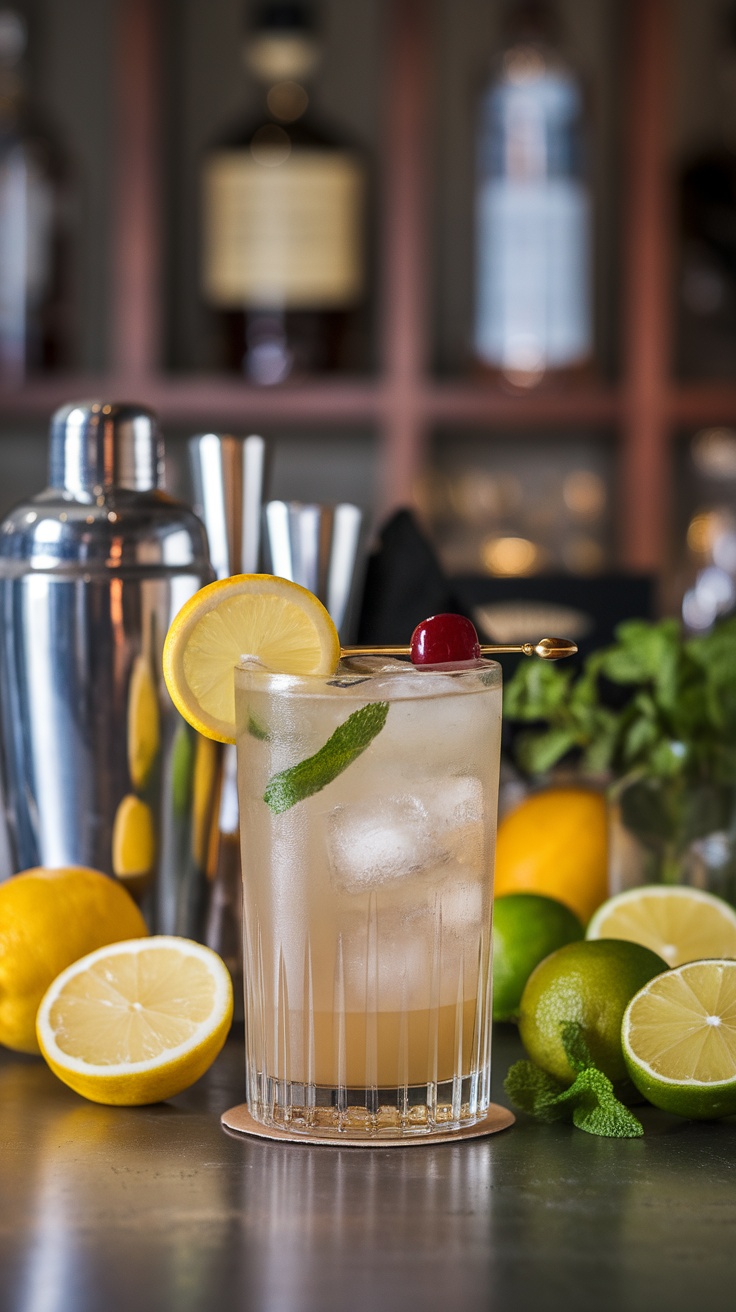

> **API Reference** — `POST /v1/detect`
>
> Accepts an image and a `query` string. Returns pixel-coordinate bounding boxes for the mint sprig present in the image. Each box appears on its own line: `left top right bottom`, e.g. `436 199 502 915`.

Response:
504 1022 644 1138
264 701 389 814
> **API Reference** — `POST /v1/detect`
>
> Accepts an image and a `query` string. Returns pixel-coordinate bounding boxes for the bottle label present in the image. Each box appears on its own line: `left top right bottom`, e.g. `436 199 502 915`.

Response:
474 178 592 371
202 148 364 309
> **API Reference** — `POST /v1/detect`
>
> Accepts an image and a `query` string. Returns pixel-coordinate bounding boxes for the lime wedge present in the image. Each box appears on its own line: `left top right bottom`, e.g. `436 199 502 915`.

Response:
623 959 736 1119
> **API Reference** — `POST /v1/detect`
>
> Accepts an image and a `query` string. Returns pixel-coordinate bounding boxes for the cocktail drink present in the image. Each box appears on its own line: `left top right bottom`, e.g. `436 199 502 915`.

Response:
234 655 502 1138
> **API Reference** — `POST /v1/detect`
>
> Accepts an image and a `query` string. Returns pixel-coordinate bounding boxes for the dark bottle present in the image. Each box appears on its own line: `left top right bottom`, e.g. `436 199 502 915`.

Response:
677 4 736 379
473 0 593 388
0 9 73 381
200 1 366 383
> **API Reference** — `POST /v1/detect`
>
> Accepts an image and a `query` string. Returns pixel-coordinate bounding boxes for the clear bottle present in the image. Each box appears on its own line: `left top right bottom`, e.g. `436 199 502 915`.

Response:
473 0 593 389
0 9 73 382
200 0 366 384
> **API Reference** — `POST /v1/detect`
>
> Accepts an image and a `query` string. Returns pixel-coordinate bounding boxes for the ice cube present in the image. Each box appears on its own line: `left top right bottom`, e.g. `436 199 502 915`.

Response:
327 794 434 892
326 776 486 893
437 879 485 934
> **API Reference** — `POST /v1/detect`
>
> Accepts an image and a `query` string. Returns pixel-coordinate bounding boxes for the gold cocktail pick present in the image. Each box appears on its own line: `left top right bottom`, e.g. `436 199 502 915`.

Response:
340 637 578 661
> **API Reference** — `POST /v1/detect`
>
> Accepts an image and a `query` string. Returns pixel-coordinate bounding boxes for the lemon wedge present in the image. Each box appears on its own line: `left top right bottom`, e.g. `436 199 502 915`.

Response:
162 574 340 743
127 655 160 790
112 794 156 891
36 937 233 1105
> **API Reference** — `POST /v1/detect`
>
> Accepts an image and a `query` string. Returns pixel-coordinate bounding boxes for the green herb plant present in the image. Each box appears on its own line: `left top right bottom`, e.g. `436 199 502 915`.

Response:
504 618 736 883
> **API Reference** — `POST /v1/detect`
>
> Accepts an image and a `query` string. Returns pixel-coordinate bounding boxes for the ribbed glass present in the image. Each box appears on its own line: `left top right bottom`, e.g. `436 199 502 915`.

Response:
235 659 502 1140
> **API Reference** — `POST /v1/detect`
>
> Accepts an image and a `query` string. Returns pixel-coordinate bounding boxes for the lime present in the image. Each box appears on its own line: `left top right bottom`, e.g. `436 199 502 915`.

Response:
519 938 668 1085
623 959 736 1119
587 884 736 968
492 893 583 1022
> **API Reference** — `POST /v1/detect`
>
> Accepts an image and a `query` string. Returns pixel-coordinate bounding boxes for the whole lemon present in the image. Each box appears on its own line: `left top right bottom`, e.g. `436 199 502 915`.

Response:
0 866 148 1054
494 787 609 925
519 938 668 1086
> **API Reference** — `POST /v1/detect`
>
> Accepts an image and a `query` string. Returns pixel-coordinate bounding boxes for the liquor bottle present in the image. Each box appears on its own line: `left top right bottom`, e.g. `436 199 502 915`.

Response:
677 4 736 379
473 0 593 389
0 9 72 382
200 1 366 383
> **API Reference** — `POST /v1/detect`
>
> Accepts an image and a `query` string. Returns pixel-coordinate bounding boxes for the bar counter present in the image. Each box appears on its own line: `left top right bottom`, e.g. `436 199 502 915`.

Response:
2 1029 735 1312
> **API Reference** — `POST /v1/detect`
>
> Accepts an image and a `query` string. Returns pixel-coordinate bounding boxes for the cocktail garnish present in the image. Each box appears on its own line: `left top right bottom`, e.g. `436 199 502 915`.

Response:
264 701 389 814
410 614 481 664
247 711 271 741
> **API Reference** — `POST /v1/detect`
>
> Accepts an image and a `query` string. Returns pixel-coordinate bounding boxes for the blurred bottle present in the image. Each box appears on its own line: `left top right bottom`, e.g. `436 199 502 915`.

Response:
681 428 736 631
678 3 736 379
0 9 73 382
200 0 366 383
473 0 593 389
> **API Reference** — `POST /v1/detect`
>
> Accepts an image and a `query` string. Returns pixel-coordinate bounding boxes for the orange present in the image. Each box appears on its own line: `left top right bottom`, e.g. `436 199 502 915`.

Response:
494 787 608 925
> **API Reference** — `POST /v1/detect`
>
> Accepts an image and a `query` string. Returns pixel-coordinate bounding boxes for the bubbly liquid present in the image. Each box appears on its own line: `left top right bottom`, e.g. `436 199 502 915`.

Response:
236 662 501 1136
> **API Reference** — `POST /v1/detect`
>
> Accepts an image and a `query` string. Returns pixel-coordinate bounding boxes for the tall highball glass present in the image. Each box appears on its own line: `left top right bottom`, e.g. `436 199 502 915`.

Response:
235 656 501 1139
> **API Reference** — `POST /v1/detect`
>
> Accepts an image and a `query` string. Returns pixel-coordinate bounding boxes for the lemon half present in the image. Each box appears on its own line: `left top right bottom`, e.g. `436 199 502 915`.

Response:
162 574 341 743
37 936 233 1105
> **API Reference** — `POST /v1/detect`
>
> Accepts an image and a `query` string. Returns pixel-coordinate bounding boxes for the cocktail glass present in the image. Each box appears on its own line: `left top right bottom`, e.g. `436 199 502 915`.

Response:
234 655 502 1139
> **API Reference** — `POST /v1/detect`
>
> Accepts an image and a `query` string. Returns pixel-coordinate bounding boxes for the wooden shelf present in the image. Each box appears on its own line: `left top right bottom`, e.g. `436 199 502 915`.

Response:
0 377 385 426
0 0 717 576
6 376 736 434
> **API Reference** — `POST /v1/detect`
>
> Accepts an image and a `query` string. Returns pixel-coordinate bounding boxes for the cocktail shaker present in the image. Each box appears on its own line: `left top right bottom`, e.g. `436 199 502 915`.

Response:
0 401 219 938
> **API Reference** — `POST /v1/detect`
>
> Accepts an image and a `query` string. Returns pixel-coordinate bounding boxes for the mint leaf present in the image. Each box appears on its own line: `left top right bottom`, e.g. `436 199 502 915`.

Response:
504 1022 644 1139
247 711 270 741
264 702 389 814
559 1020 595 1074
504 1060 570 1123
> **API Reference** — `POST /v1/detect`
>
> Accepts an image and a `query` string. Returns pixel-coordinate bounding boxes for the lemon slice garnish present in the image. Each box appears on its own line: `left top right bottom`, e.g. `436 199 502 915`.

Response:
36 937 233 1105
162 574 341 744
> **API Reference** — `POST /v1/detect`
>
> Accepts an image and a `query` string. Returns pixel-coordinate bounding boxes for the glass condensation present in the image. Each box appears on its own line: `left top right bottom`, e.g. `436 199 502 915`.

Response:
235 658 502 1140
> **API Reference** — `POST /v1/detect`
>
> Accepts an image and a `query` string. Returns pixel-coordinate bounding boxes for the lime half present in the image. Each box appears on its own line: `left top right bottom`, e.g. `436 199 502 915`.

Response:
623 959 736 1119
587 885 736 968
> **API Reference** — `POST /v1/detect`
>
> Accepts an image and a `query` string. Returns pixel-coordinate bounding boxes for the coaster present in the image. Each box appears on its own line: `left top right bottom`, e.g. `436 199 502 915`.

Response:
221 1102 515 1146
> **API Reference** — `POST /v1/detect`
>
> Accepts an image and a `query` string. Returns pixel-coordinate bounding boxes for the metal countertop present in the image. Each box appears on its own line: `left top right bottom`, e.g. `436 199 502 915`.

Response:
2 1030 736 1312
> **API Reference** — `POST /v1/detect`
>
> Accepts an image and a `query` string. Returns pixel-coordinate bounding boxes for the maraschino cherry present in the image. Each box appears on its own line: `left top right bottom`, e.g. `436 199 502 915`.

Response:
410 613 481 664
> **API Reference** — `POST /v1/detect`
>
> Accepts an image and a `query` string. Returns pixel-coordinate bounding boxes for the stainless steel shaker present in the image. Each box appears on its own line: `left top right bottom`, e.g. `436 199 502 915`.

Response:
0 401 218 938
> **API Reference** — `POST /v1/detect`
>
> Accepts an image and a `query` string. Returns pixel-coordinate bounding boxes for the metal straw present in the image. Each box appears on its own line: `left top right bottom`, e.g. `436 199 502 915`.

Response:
189 432 267 577
263 500 364 641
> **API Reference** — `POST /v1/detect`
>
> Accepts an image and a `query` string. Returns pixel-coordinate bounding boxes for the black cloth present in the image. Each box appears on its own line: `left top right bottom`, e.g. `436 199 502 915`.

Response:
356 509 454 645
